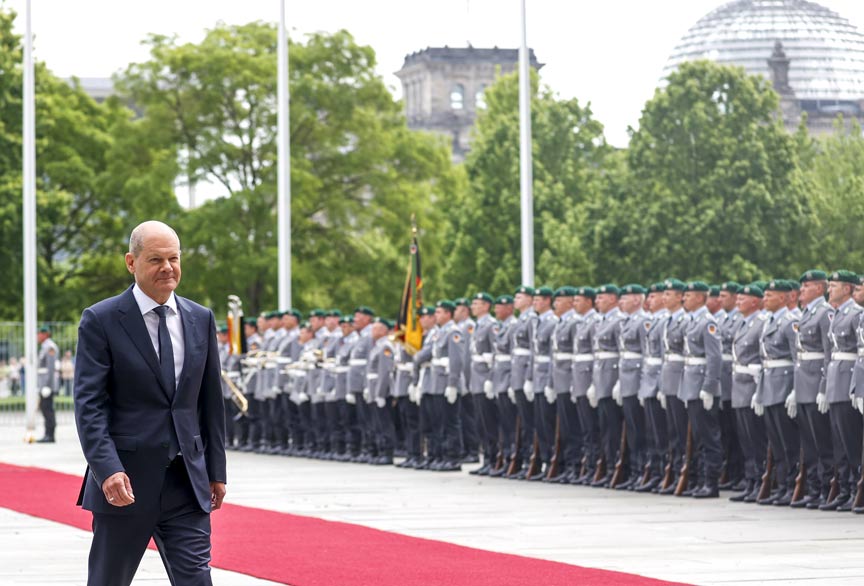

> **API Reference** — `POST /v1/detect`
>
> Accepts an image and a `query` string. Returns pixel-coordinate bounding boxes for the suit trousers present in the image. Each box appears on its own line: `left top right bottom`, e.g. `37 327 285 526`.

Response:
643 397 667 478
687 399 723 487
394 396 421 459
88 457 212 586
534 395 557 464
597 397 623 470
829 400 863 497
734 406 767 482
719 399 744 482
621 395 645 478
513 390 535 462
496 393 518 462
764 403 799 492
797 402 834 498
556 394 581 470
575 396 599 473
459 394 479 457
474 394 500 464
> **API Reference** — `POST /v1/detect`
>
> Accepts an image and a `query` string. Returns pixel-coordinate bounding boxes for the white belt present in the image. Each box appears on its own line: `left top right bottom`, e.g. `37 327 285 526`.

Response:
432 357 450 367
665 353 684 363
275 356 293 364
685 357 707 366
721 353 733 362
333 366 349 374
494 354 511 363
471 353 493 364
620 352 643 360
512 348 531 357
553 352 574 361
572 353 594 363
832 352 858 362
366 373 379 380
644 357 663 366
322 363 336 372
594 352 619 360
37 368 48 374
288 369 306 377
349 359 368 366
534 355 551 363
798 351 825 361
764 359 794 369
734 363 761 376
396 363 414 372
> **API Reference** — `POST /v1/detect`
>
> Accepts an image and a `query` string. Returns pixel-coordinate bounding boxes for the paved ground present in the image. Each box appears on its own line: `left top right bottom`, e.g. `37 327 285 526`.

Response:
2 422 864 585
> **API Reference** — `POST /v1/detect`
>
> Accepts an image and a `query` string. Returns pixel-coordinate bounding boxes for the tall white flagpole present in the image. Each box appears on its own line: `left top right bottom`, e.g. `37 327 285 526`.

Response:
518 0 534 287
22 0 39 439
277 0 292 309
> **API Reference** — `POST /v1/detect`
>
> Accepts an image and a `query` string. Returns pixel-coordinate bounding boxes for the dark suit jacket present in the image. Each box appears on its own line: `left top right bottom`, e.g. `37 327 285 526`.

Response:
74 285 226 515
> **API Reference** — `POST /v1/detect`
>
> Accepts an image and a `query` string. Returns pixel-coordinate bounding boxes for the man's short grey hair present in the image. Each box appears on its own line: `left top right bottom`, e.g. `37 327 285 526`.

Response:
128 221 181 257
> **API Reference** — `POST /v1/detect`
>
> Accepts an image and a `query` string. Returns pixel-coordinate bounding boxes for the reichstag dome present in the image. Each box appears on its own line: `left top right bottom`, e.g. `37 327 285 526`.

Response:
663 0 864 133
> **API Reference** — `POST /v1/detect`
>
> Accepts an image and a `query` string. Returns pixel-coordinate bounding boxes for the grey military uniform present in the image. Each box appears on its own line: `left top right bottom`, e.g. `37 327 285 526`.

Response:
459 318 476 390
333 331 358 401
368 338 395 400
731 313 767 408
681 306 722 401
320 329 343 402
661 308 688 397
639 309 667 399
492 316 516 394
850 312 864 399
348 324 374 394
592 308 624 398
719 309 742 402
552 309 577 394
756 308 797 407
413 327 437 395
431 321 465 394
38 338 59 394
532 310 558 393
795 298 833 403
618 310 649 398
469 314 496 394
510 309 537 391
392 344 414 398
571 310 598 398
827 299 863 404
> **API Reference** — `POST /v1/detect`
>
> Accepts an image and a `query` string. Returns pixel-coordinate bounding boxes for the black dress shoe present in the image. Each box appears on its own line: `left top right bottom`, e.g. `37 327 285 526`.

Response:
729 490 749 502
634 477 659 493
615 478 636 491
680 485 701 497
693 485 719 499
790 494 816 509
743 487 761 503
488 466 507 478
807 495 827 510
773 492 793 506
438 460 462 472
544 471 570 484
819 494 850 511
36 437 55 443
718 480 735 491
462 454 480 464
591 474 612 488
527 467 547 481
508 468 529 480
837 499 854 512
469 464 492 476
658 483 678 496
574 472 594 486
853 504 864 514
373 455 393 466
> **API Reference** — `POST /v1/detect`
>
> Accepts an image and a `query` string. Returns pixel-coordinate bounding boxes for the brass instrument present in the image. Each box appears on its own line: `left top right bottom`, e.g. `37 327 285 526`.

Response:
221 369 249 416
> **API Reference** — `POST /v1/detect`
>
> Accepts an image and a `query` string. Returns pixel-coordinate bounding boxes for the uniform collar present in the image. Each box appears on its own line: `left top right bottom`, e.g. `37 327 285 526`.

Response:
688 305 708 320
561 309 576 321
837 298 856 313
742 311 760 325
806 297 824 312
671 308 685 319
771 307 788 321
540 309 554 319
132 283 177 316
653 308 669 318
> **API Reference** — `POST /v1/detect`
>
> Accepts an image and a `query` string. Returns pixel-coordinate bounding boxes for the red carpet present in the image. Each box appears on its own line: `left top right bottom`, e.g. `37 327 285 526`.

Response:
0 462 687 586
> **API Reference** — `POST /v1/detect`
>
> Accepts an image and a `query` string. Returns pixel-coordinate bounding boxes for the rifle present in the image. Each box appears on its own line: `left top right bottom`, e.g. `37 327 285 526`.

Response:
791 446 806 504
827 468 839 504
674 422 693 496
545 414 562 480
593 453 607 483
525 431 542 478
660 449 674 491
853 456 864 510
506 414 522 476
610 425 629 488
494 426 505 473
757 444 774 501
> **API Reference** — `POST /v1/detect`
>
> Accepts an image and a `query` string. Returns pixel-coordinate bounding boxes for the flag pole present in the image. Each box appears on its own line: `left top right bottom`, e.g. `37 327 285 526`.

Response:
277 0 292 309
22 0 39 440
518 0 534 287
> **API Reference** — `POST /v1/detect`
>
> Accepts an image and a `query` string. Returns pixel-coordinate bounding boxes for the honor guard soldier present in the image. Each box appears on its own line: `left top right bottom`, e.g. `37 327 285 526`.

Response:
36 327 59 443
320 310 344 459
506 286 538 479
468 292 500 476
272 310 300 454
489 295 517 477
367 318 396 465
658 278 688 494
717 282 745 490
792 270 835 509
348 306 377 462
754 280 800 506
635 283 669 492
454 298 479 462
411 307 438 469
393 315 422 469
306 309 329 457
288 322 316 454
729 284 769 502
616 284 650 490
571 287 600 485
787 280 803 318
707 286 723 316
527 286 558 481
427 300 465 471
217 325 239 449
823 271 864 511
333 316 358 460
545 286 581 483
235 318 261 448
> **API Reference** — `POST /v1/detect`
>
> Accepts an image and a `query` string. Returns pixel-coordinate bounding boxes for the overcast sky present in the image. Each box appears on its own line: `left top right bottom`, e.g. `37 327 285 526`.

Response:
8 0 864 146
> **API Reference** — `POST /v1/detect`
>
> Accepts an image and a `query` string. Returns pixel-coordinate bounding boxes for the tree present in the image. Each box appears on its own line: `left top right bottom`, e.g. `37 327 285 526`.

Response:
118 24 458 316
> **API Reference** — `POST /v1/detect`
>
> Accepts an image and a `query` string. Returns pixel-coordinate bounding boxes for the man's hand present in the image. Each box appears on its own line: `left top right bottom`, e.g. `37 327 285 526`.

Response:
210 482 226 510
102 472 135 507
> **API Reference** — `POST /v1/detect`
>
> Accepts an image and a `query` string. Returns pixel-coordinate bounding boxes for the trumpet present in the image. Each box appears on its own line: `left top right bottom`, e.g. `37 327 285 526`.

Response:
221 369 249 416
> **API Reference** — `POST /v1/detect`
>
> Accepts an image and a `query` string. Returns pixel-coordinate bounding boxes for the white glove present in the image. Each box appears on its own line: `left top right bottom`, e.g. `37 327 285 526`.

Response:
40 386 52 398
375 397 386 408
657 391 666 410
524 387 535 402
445 386 458 404
612 382 622 406
507 387 516 404
298 391 310 404
363 388 372 403
345 392 356 405
785 390 797 419
483 380 495 400
544 386 557 404
407 384 417 403
751 393 764 417
699 390 714 411
856 397 864 415
638 396 645 407
524 380 534 394
816 392 829 415
587 385 598 408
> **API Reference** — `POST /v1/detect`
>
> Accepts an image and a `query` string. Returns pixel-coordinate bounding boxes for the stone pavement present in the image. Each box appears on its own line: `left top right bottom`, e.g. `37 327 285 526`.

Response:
2 423 864 585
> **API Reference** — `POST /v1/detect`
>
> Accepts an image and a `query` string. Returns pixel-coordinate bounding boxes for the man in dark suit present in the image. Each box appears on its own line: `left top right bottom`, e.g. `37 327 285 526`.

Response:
74 220 227 586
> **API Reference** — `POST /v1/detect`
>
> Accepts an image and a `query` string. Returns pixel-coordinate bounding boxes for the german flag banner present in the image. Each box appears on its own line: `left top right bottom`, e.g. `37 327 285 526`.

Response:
396 217 424 354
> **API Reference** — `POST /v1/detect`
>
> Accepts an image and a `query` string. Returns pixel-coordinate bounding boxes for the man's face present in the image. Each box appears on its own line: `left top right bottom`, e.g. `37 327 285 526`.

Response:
595 293 618 313
736 294 760 315
854 285 864 306
454 305 469 321
682 291 706 312
663 289 683 311
788 290 800 308
435 307 452 326
268 317 281 331
648 292 664 312
371 322 387 340
763 290 786 312
514 293 533 311
125 229 181 303
494 303 513 321
573 296 593 314
299 328 313 343
325 316 339 330
471 299 490 317
533 295 551 313
217 332 228 344
619 294 642 314
257 317 267 331
706 296 722 314
244 324 256 338
37 332 49 344
799 281 825 305
718 290 737 312
419 314 436 330
310 316 324 331
553 296 573 315
340 323 353 336
354 313 372 329
828 281 851 306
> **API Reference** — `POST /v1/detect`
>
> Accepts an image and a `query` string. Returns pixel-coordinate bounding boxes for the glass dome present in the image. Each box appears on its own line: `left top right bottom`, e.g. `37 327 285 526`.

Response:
664 0 864 101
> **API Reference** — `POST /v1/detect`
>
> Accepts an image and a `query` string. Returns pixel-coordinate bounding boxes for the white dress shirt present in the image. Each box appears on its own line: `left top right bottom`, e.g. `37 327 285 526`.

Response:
132 284 185 387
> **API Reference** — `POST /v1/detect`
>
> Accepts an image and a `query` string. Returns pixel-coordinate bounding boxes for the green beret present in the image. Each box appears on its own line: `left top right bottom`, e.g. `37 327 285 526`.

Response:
740 283 764 298
265 310 280 319
473 292 494 304
495 295 514 304
373 316 389 326
621 284 647 295
785 279 800 291
309 309 327 318
721 281 741 294
38 325 51 333
534 286 554 298
709 286 720 297
686 281 710 292
289 308 303 320
800 270 827 283
243 318 258 327
354 305 376 316
339 315 354 325
300 321 311 330
454 297 470 307
514 285 535 296
649 282 667 293
596 284 620 296
419 306 436 316
829 270 859 285
327 309 343 318
575 286 596 299
553 286 574 298
664 278 686 291
766 279 793 292
753 280 769 291
436 299 456 311
218 325 229 334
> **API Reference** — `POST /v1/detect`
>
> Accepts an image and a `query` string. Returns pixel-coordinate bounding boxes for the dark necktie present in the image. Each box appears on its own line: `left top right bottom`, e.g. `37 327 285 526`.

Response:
153 305 175 397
